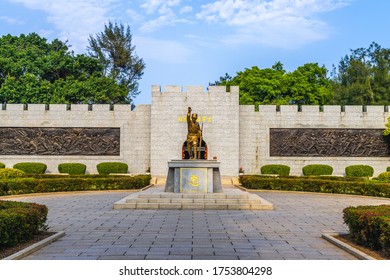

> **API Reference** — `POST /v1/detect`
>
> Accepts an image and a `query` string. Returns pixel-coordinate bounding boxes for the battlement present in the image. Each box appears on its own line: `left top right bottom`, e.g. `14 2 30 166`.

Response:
240 104 390 115
0 103 150 112
151 85 239 94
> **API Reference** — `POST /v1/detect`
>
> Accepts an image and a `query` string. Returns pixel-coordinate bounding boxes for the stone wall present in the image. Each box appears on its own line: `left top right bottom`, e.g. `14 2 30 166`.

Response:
1 86 389 177
239 104 390 176
0 103 151 174
150 85 240 177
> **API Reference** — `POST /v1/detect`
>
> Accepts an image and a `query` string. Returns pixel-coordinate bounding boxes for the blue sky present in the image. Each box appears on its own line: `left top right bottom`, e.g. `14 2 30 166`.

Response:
1 0 390 105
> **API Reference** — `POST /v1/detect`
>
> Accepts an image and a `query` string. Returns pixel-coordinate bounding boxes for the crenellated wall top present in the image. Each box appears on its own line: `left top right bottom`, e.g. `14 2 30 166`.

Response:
0 103 151 112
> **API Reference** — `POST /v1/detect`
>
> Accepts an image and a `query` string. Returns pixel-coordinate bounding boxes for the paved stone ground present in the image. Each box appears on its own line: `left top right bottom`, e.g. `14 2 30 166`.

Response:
5 186 390 260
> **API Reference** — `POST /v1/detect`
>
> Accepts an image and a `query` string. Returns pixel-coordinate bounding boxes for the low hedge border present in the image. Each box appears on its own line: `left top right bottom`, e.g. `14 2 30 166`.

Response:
0 174 151 196
97 162 128 175
58 163 86 175
261 164 290 176
239 175 390 198
345 165 374 177
13 163 47 174
302 164 333 176
0 201 48 247
343 205 390 257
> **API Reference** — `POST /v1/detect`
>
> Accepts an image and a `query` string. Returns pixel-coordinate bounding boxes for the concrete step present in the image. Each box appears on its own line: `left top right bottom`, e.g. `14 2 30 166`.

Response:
113 186 273 210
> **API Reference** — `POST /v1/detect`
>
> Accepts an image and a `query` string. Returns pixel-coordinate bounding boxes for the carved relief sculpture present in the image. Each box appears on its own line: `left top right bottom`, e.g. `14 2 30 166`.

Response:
270 128 390 157
0 127 120 156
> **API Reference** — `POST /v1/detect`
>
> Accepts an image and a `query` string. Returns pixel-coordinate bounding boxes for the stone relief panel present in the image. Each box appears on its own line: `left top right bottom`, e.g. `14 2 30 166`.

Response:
0 127 120 155
270 128 390 157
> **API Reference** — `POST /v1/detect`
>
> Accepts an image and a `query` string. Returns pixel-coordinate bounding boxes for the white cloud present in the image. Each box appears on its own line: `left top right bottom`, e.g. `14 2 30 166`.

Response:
126 8 145 24
139 0 192 32
0 15 25 25
7 0 119 52
140 0 181 14
196 0 352 48
134 36 192 64
180 5 193 14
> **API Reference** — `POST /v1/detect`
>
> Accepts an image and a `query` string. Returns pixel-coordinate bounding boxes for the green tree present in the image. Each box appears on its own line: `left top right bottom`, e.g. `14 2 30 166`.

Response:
0 33 128 104
214 62 332 105
332 42 390 105
88 21 145 105
284 63 333 105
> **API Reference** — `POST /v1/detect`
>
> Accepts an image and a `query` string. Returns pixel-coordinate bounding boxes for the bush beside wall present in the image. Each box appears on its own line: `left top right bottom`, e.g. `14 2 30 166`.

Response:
0 201 48 247
374 172 390 182
345 165 374 177
0 168 26 180
302 164 333 176
0 163 5 169
58 163 86 175
96 162 128 175
260 165 290 176
13 162 47 174
343 205 390 257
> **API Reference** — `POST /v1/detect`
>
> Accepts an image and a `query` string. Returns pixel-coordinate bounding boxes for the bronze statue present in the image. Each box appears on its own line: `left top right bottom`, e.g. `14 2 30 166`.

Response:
186 107 202 159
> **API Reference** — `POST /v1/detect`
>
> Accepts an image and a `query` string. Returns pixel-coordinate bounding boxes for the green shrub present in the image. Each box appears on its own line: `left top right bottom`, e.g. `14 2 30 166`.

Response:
96 162 128 175
260 164 290 176
343 205 390 257
58 163 86 175
13 162 47 174
0 174 151 196
239 175 390 198
0 201 48 247
387 166 390 172
0 168 26 179
302 164 333 176
345 165 374 177
0 163 5 169
374 172 390 182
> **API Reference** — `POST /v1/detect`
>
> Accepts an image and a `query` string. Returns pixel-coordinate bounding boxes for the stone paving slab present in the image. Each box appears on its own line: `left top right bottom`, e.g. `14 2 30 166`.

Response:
3 186 390 260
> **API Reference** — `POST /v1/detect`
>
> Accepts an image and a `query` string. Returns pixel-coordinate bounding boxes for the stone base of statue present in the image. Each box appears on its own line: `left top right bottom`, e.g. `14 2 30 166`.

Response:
164 160 223 193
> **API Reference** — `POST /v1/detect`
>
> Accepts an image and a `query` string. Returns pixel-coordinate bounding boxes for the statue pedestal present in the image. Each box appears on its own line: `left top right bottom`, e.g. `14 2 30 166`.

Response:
165 160 223 193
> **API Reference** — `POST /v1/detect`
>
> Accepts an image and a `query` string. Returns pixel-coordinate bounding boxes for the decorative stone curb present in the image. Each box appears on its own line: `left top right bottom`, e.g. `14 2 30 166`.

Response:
3 231 65 260
322 233 376 260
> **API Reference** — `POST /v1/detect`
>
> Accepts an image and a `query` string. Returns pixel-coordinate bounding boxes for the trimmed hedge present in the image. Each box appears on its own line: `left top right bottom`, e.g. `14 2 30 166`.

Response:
97 162 128 175
343 205 390 257
58 163 86 175
13 162 47 174
0 174 151 196
374 172 390 182
0 163 5 169
345 165 374 177
261 164 290 176
302 164 333 176
0 168 26 180
239 175 390 198
0 201 48 247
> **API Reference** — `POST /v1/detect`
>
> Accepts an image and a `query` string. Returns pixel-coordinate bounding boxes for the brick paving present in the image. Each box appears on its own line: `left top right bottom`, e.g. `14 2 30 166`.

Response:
5 186 390 260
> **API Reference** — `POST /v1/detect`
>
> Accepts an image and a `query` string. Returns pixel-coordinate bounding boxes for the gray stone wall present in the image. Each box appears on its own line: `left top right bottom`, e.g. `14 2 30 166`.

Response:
1 86 389 177
0 103 151 174
239 104 390 176
150 85 239 177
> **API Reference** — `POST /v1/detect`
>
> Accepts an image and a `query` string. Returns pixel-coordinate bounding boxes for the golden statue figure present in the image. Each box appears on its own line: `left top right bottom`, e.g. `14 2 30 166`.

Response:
187 107 202 159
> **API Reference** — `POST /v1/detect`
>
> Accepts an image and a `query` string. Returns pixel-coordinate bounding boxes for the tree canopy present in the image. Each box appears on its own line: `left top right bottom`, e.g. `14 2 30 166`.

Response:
331 42 390 105
0 27 144 104
212 62 333 106
212 42 390 106
88 21 145 105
